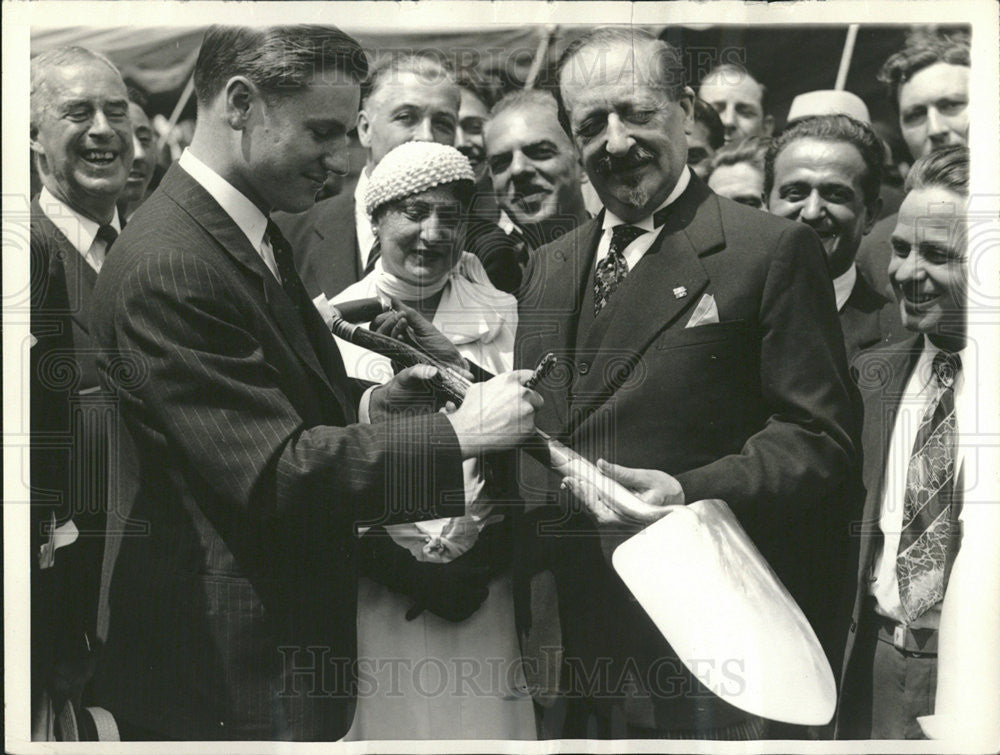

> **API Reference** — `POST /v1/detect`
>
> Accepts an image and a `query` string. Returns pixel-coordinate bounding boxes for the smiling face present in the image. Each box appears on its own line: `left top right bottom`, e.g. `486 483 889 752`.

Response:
30 58 133 221
485 101 583 228
375 185 464 288
560 39 692 222
456 87 489 181
889 186 967 348
698 69 770 145
768 137 878 277
238 70 359 214
708 161 765 209
358 69 460 168
898 62 969 159
123 101 156 208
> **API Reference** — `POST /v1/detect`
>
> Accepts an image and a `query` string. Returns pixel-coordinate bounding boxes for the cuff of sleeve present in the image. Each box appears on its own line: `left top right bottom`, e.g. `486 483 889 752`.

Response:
359 385 375 424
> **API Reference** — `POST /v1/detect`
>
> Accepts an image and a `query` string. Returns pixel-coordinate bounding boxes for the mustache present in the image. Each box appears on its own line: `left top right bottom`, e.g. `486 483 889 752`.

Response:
594 147 656 176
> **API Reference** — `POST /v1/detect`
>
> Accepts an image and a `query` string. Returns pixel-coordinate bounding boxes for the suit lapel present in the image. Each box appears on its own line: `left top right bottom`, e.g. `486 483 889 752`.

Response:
160 166 351 412
527 216 603 434
855 333 923 589
567 180 719 434
31 200 97 334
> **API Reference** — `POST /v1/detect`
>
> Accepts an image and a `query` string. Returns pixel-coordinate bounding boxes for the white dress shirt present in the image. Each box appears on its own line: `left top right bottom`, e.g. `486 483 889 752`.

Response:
870 336 967 628
832 264 858 313
594 166 692 272
178 149 280 282
353 168 376 271
38 186 121 273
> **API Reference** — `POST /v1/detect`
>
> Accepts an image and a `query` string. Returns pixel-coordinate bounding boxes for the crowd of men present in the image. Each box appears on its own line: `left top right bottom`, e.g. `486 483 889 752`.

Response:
28 22 977 744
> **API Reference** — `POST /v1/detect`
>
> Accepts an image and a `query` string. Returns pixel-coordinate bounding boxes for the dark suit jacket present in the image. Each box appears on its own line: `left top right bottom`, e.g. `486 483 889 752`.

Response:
855 213 896 300
274 177 525 298
840 267 906 363
514 176 862 732
89 164 466 741
30 199 109 699
835 334 924 738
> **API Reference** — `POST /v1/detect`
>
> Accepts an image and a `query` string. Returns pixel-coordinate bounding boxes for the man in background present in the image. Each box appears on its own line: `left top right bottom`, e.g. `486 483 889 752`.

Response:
698 62 774 146
766 115 905 360
117 86 156 222
686 97 725 180
29 44 133 737
484 89 589 265
707 136 768 209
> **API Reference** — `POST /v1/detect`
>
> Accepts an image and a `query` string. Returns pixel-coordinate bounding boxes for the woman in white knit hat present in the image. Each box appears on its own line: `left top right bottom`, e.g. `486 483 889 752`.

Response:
316 141 534 740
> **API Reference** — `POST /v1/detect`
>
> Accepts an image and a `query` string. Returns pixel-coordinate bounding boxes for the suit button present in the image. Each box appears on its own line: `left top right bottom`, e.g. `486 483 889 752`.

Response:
578 361 590 375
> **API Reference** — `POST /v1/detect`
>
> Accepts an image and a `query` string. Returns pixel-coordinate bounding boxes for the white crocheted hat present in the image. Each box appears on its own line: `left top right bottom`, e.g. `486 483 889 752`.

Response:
364 141 475 217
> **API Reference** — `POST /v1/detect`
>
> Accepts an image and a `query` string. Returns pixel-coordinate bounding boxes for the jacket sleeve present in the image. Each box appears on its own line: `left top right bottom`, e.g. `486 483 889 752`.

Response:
102 248 466 533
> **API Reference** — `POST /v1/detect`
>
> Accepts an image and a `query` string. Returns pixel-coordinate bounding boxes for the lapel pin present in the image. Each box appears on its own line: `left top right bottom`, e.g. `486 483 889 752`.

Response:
672 286 688 299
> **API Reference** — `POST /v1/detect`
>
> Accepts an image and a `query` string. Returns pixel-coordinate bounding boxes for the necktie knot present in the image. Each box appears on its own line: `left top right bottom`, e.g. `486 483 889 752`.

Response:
932 350 961 389
96 223 118 248
610 224 646 256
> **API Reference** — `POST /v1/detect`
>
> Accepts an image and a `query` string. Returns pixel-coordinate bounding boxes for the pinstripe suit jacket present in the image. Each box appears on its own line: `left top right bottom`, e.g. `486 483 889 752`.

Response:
89 164 466 741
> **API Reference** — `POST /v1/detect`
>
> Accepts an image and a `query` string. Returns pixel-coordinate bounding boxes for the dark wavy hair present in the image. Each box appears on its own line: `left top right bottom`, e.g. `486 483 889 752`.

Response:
194 25 369 105
878 31 970 109
764 114 884 206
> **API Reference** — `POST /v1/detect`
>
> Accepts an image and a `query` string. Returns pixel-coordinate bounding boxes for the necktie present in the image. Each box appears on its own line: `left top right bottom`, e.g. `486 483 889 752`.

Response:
96 223 118 249
266 220 307 301
363 241 381 277
896 350 962 622
594 224 646 316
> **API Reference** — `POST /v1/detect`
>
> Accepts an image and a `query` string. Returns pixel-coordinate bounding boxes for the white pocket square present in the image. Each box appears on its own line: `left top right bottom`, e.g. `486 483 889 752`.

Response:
685 293 719 328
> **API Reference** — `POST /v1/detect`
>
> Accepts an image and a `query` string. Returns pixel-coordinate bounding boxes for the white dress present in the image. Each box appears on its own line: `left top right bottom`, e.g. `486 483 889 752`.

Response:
325 262 537 741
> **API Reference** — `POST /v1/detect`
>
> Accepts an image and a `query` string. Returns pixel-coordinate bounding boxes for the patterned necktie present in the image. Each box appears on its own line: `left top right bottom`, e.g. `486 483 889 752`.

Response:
594 224 646 316
896 350 962 622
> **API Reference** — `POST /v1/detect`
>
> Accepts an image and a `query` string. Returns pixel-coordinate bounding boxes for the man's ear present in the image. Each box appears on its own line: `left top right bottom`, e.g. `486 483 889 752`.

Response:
863 196 884 234
356 108 372 149
761 113 775 138
678 86 696 126
224 76 256 130
29 121 44 157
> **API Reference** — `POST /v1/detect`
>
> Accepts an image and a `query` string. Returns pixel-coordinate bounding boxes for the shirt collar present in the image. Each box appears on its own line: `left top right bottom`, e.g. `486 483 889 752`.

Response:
602 166 691 233
497 210 518 236
178 149 268 252
38 186 120 256
832 264 858 312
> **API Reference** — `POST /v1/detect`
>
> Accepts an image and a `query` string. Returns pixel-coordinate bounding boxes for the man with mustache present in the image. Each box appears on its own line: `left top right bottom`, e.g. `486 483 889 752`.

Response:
766 115 905 360
484 89 589 258
855 32 970 297
29 45 133 737
275 52 521 296
514 27 860 739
